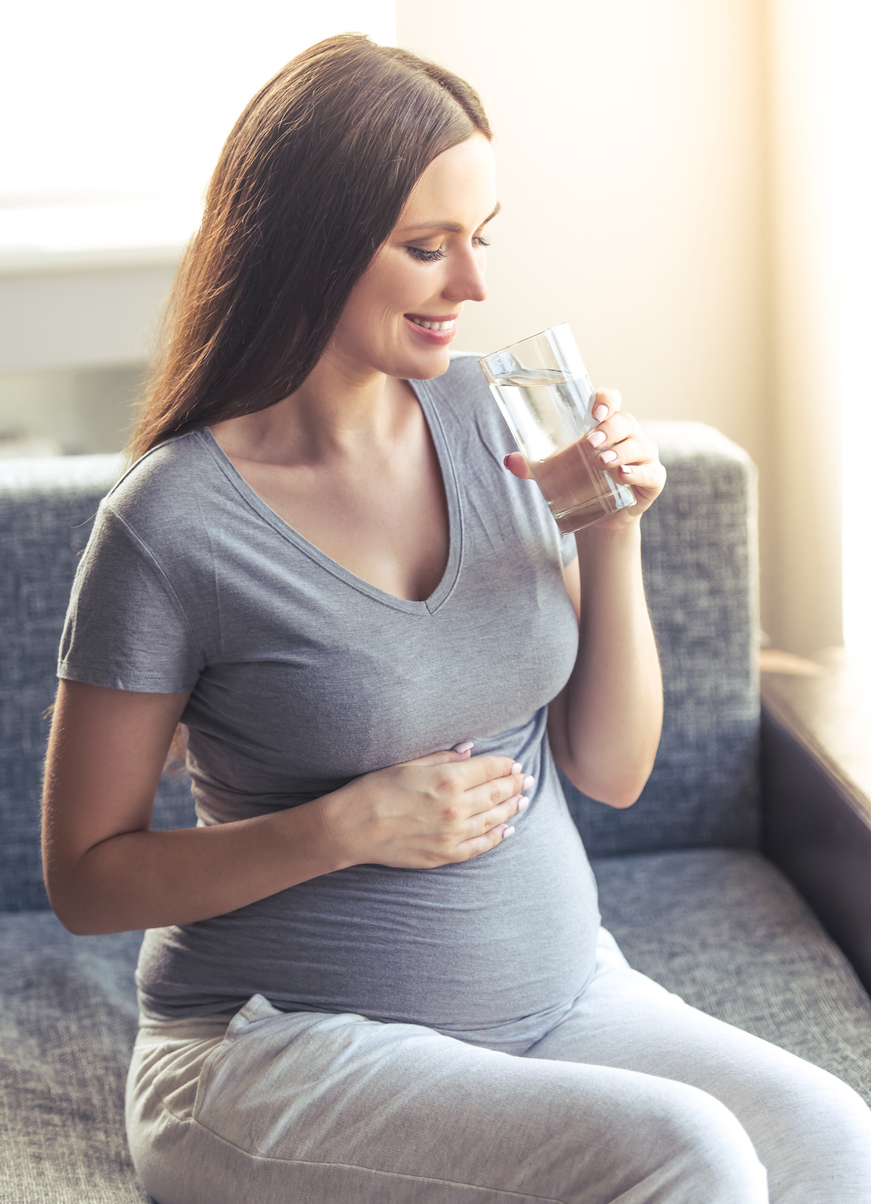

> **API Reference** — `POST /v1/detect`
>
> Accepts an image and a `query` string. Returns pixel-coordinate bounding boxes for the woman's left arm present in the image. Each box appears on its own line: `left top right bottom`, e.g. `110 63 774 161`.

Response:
507 388 667 808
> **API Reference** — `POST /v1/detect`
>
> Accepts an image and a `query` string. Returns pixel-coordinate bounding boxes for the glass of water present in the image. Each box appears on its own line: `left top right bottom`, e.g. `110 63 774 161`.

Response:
478 323 636 533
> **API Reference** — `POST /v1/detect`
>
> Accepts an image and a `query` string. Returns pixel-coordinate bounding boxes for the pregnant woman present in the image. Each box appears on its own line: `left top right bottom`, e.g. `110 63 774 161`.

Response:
42 34 871 1204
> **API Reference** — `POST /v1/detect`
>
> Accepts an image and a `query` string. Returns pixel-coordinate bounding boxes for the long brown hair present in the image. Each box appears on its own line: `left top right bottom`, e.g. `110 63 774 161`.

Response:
127 34 491 462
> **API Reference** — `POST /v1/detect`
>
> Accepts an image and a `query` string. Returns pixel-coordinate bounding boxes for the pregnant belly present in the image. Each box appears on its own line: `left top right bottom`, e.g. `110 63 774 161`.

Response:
137 791 601 1043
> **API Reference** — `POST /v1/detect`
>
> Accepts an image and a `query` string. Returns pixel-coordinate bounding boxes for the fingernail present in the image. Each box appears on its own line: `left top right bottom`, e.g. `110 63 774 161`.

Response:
593 404 608 421
502 826 516 839
511 762 523 774
587 430 606 448
599 450 617 464
522 774 535 791
502 454 512 468
517 797 530 811
621 465 633 475
453 740 474 753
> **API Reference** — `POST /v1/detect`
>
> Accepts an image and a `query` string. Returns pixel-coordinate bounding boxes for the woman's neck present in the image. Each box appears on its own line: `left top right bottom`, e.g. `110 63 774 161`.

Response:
211 361 415 469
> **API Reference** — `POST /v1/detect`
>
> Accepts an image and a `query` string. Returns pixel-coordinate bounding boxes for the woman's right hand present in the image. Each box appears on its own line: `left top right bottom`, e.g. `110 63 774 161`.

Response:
318 749 532 870
43 682 530 934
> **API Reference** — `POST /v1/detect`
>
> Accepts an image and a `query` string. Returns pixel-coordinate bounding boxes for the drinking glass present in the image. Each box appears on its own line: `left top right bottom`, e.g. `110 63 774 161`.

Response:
479 323 636 533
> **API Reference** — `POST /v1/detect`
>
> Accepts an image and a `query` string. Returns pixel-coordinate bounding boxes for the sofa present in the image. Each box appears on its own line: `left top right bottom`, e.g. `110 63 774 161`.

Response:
2 423 870 1203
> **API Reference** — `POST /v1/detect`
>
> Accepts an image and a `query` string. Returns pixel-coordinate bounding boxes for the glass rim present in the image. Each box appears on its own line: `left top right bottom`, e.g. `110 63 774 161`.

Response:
478 321 573 369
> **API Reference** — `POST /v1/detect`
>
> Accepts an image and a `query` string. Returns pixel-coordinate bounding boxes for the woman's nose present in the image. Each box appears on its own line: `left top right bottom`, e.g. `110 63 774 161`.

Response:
444 248 488 304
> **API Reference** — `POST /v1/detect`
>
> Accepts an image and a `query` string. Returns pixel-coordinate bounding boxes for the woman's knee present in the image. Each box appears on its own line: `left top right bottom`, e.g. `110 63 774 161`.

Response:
544 1072 767 1203
756 1065 871 1201
630 1084 768 1204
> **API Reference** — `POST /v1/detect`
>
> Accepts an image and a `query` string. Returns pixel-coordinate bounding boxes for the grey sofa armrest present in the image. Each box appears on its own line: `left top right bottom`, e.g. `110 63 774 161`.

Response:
761 654 871 993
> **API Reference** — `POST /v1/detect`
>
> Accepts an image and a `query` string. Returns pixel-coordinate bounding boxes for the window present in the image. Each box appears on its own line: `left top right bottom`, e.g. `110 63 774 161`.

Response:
1 1 396 247
841 0 871 660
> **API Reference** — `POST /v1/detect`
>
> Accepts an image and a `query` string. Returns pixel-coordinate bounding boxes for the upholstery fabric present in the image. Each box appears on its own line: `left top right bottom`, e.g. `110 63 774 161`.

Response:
0 913 146 1202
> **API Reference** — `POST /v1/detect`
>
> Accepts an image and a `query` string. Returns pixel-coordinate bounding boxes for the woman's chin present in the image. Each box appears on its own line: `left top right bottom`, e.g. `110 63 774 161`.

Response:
397 345 453 381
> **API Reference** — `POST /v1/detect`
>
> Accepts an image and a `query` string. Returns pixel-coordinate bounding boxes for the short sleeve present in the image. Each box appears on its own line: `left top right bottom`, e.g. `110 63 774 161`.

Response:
560 529 578 568
58 503 204 693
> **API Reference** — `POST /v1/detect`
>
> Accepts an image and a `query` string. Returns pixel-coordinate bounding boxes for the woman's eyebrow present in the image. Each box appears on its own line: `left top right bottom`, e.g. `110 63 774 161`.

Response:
397 201 502 235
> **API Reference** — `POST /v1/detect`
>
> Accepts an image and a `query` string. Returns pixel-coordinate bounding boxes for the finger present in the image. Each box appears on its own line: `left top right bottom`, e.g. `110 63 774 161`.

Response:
411 748 472 768
586 411 637 451
590 387 622 423
593 434 650 471
466 771 534 817
450 753 523 790
465 792 526 835
482 793 529 832
502 452 534 480
453 821 516 862
414 739 476 766
458 793 532 857
614 459 667 489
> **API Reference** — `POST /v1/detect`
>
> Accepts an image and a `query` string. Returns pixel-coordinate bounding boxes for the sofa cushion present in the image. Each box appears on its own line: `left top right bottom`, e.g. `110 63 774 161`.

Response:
2 849 870 1202
0 914 145 1202
593 847 871 1102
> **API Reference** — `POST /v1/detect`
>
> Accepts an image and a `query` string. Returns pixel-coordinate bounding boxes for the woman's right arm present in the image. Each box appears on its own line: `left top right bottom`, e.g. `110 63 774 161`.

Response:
43 680 527 936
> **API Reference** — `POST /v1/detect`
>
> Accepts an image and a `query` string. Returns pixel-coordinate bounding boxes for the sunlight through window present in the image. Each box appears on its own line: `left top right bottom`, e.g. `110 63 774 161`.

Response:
842 0 871 661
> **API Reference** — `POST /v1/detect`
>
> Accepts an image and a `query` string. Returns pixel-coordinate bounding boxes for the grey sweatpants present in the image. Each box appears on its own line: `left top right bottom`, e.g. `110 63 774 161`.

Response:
126 930 871 1204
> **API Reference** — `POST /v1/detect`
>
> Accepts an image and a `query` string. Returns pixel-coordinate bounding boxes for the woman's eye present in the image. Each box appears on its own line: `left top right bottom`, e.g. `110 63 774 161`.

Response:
406 246 445 263
405 236 490 263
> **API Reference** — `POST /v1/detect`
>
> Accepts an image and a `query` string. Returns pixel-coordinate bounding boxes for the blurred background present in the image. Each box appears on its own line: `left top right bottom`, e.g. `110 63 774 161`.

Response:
1 0 868 660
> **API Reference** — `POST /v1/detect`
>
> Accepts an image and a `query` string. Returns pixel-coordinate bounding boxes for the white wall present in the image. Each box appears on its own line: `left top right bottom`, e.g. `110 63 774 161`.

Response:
397 0 841 655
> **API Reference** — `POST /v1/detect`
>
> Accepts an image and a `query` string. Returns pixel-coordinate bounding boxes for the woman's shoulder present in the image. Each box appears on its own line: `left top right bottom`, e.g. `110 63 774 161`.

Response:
101 429 220 543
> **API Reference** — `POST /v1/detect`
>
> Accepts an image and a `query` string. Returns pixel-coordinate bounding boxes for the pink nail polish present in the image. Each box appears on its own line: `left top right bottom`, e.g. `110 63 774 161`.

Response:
511 762 523 775
503 454 512 468
517 797 530 811
453 740 474 753
593 404 608 421
502 826 516 839
522 775 535 791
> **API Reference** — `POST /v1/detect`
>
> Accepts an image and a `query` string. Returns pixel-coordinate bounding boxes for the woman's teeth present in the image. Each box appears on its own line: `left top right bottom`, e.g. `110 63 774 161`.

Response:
410 317 456 331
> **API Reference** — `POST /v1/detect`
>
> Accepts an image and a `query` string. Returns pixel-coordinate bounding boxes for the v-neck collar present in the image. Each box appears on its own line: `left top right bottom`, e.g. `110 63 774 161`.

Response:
200 378 463 616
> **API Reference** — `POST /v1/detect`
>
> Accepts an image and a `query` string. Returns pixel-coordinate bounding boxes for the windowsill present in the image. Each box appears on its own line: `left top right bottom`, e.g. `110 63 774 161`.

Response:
761 647 871 821
0 243 186 277
0 197 199 278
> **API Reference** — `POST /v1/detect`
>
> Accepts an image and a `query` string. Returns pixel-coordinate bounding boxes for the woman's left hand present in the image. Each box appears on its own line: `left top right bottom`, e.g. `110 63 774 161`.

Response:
504 387 666 526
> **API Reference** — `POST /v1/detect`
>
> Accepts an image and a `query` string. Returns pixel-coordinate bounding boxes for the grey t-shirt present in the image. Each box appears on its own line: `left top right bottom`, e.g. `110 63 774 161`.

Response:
59 353 601 1050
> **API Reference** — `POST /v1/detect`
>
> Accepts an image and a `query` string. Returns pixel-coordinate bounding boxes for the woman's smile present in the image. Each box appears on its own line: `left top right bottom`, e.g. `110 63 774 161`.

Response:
404 313 460 344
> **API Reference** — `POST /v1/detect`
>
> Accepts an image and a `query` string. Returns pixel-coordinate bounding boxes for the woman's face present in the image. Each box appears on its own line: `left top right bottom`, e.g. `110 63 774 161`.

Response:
329 132 498 382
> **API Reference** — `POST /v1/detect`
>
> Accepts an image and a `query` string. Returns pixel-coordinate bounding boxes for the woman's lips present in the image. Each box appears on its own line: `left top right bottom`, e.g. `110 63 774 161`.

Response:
404 314 458 345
